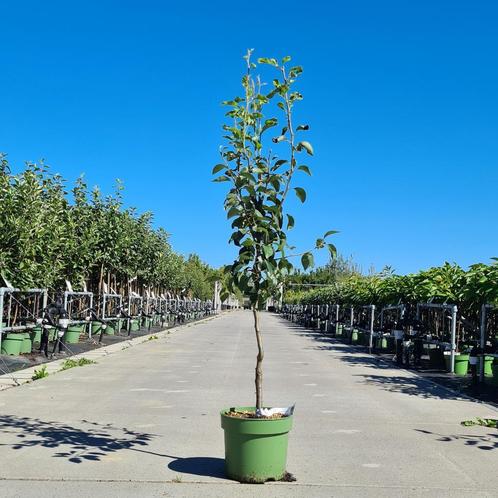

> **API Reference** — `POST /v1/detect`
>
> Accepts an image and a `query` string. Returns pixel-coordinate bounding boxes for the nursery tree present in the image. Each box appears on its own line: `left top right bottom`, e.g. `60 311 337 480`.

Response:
0 153 216 298
214 51 335 410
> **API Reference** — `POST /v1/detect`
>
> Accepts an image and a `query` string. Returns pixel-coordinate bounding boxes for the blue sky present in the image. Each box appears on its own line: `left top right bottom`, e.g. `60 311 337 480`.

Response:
1 0 497 274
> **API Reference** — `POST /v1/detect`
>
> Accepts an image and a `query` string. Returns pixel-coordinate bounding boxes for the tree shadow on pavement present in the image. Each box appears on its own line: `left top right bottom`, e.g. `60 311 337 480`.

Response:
168 457 227 479
415 428 498 451
0 414 173 463
332 354 391 369
354 374 468 400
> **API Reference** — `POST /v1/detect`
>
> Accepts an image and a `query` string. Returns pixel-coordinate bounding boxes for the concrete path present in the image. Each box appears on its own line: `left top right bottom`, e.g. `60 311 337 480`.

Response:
1 311 497 497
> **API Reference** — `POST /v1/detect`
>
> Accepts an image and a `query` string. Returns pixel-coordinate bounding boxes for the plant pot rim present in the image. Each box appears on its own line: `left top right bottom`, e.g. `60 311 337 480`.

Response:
221 407 293 435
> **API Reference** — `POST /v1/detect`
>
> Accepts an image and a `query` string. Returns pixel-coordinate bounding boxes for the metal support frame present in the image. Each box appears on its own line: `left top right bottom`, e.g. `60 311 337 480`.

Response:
63 291 94 321
101 293 123 320
0 287 48 351
361 304 375 352
380 304 406 328
416 302 458 374
479 304 494 383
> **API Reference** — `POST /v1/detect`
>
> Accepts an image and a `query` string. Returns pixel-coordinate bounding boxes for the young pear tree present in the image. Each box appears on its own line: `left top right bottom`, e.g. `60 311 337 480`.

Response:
213 51 335 411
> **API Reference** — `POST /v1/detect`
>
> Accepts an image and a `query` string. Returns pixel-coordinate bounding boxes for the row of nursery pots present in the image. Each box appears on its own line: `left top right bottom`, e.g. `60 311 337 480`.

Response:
0 318 145 356
333 324 498 385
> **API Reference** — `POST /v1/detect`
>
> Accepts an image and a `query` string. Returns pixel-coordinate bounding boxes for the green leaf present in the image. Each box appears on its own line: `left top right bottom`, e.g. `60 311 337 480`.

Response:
301 252 314 271
282 56 291 63
257 57 278 67
294 187 306 203
212 164 226 175
296 124 309 131
262 118 277 132
298 165 312 176
323 230 339 238
213 175 230 183
327 244 337 259
297 141 314 155
226 206 240 219
263 244 273 259
287 214 295 229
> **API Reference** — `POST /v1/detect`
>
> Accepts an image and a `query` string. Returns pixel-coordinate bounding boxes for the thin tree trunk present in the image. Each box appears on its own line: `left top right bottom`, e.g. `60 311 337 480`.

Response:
253 307 264 411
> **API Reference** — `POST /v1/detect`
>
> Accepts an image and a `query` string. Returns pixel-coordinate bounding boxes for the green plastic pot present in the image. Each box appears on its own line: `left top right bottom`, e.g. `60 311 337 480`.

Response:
31 326 42 345
92 321 116 335
20 332 32 354
91 322 101 335
483 356 494 377
45 326 56 342
385 336 395 352
351 329 359 344
1 333 24 355
220 407 293 483
335 324 342 337
488 364 498 386
130 318 140 332
444 353 469 376
64 326 82 344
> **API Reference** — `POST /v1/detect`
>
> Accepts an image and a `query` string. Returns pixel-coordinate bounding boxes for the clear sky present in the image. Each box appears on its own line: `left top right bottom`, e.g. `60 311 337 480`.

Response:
1 0 497 275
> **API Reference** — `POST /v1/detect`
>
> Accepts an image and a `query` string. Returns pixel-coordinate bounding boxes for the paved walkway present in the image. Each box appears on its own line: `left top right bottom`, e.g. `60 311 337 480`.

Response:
1 311 497 497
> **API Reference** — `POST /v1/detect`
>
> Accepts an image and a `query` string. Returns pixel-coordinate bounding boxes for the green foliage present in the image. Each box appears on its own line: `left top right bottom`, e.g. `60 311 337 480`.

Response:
214 51 333 307
0 154 215 298
32 365 49 380
287 261 498 317
60 358 97 370
461 418 497 428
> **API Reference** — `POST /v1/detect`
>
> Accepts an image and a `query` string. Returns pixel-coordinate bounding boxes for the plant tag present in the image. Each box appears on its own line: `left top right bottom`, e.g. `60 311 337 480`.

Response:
256 404 295 418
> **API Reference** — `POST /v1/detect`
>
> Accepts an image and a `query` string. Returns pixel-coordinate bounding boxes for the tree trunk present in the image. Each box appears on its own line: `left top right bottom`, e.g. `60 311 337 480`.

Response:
253 307 264 411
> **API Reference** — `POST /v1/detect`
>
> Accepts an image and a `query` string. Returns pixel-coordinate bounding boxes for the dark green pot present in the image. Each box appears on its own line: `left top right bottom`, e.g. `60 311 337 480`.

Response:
429 348 445 369
488 364 498 386
220 407 293 483
1 333 23 355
